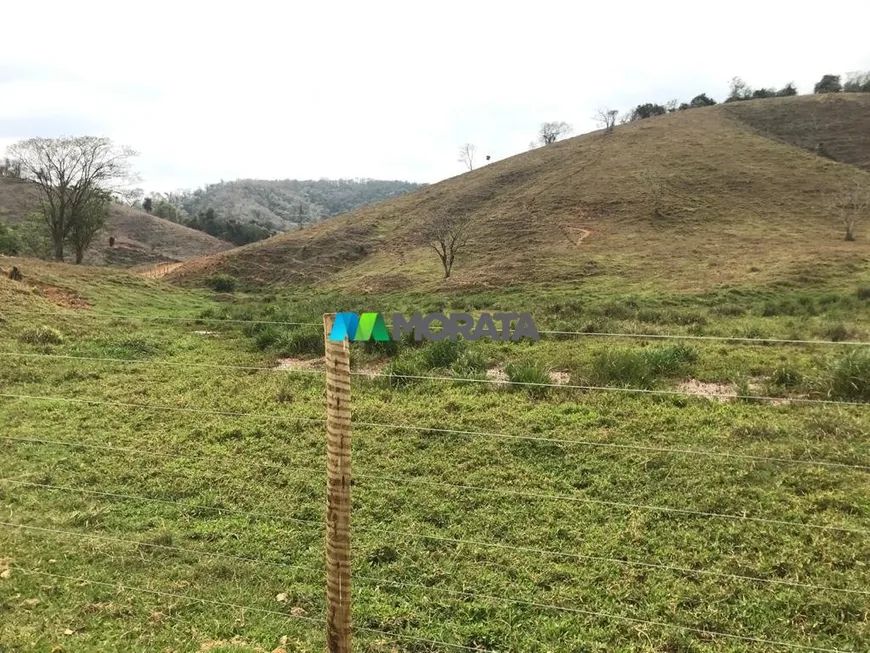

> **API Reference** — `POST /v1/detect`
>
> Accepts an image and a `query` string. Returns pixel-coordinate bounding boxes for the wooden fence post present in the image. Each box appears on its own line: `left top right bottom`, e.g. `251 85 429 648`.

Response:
323 313 352 653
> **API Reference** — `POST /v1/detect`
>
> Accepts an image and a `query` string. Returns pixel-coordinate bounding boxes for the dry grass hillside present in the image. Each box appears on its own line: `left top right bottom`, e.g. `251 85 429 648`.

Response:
170 94 870 293
0 177 233 266
724 93 870 172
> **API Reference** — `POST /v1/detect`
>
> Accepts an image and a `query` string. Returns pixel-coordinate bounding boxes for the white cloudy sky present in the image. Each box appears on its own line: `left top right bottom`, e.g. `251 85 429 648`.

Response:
2 0 869 193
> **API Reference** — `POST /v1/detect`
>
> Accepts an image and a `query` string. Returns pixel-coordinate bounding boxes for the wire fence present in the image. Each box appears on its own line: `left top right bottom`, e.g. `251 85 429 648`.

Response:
1 310 868 652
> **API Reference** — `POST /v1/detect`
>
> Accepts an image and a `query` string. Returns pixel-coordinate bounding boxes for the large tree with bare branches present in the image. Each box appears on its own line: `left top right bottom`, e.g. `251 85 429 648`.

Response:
536 121 572 146
426 211 472 278
6 136 139 261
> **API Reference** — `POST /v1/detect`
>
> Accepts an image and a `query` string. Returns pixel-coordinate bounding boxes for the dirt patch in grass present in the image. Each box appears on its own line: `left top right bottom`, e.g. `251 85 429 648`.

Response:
677 379 736 402
485 366 509 387
276 356 325 372
41 285 91 309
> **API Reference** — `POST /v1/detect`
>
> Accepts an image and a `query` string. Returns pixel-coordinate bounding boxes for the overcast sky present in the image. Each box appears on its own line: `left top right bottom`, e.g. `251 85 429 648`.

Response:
2 1 869 193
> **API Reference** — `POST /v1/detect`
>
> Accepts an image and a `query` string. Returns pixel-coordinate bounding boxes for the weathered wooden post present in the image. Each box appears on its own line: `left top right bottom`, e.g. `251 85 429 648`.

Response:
323 313 352 653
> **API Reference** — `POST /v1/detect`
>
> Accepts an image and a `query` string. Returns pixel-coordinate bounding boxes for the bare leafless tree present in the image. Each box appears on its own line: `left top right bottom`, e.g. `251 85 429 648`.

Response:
536 121 573 146
641 169 668 218
832 182 869 241
594 108 619 133
426 211 473 278
457 143 476 171
6 136 139 261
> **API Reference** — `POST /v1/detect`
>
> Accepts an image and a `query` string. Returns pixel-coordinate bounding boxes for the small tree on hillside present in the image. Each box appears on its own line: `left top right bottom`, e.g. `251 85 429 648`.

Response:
691 93 717 107
832 183 869 241
426 211 472 278
776 82 798 96
814 74 842 94
68 185 111 264
6 136 139 261
726 77 753 102
844 71 870 93
537 121 572 145
641 169 668 218
594 108 619 132
143 197 153 213
457 143 476 171
628 103 667 121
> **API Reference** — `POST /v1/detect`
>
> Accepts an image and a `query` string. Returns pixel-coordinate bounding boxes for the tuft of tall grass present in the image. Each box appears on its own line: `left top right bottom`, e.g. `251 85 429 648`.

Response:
450 349 489 378
505 361 553 398
384 358 425 388
276 327 324 357
827 349 870 402
418 339 466 369
586 344 698 389
19 326 64 345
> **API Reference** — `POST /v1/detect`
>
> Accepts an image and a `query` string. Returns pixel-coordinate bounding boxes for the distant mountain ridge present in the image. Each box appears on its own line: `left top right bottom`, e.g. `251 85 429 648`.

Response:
156 178 425 231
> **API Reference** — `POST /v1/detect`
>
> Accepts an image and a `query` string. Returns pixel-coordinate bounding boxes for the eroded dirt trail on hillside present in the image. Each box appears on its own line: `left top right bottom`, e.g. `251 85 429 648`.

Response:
139 262 184 279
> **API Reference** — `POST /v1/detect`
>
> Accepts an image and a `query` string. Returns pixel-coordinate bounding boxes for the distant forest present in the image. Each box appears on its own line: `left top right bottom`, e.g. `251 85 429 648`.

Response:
140 178 424 245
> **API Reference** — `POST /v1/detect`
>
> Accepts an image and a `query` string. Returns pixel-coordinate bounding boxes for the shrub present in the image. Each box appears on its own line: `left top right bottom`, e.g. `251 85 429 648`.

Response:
827 350 870 402
362 337 400 357
418 339 466 369
505 361 552 398
19 326 64 345
771 366 803 388
645 344 699 375
206 274 237 293
277 327 324 357
856 286 870 301
254 326 282 351
0 218 20 255
451 349 489 377
822 324 853 343
384 358 425 388
587 344 698 389
588 349 655 388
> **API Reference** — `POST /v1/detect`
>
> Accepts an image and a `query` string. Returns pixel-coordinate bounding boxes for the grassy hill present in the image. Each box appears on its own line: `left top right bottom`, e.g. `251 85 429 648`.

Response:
0 177 233 266
169 94 870 294
161 178 425 231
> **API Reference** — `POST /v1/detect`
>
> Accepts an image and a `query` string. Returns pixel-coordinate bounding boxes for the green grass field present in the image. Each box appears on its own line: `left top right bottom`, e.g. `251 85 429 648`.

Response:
1 260 869 652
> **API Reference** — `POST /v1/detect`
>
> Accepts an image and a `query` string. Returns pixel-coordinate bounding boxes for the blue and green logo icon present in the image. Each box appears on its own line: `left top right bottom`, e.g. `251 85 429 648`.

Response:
329 312 391 342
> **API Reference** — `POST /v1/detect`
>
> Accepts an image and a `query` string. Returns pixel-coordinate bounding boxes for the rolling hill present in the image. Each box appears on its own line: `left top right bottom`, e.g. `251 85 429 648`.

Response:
0 177 233 266
158 178 425 231
169 93 870 294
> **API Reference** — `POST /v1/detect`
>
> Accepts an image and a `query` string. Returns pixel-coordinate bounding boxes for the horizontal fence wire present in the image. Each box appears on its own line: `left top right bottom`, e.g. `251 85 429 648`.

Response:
10 565 324 624
2 477 864 596
3 313 867 651
352 472 869 535
1 479 324 529
12 310 870 346
2 392 867 471
2 350 869 408
1 524 859 652
3 434 863 535
8 566 497 652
